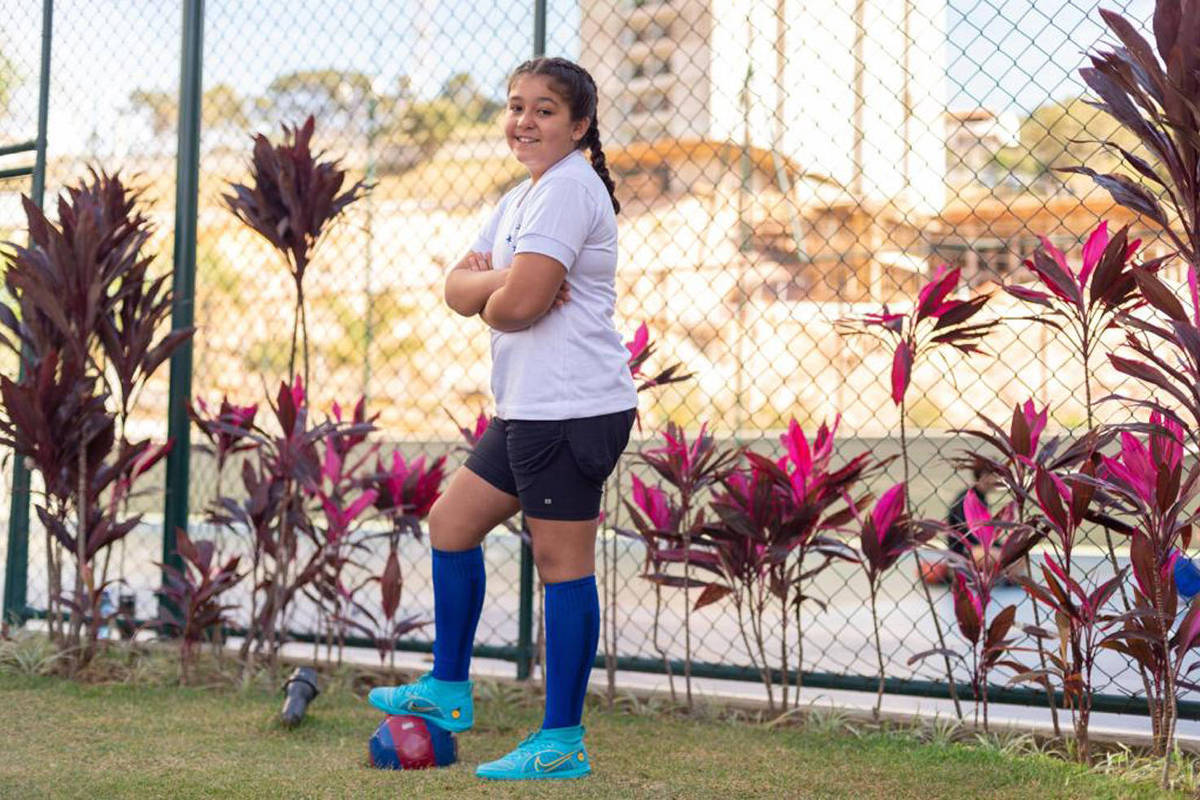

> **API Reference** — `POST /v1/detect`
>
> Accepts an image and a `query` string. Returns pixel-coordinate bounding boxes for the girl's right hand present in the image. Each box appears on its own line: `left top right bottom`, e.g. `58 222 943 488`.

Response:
464 251 493 272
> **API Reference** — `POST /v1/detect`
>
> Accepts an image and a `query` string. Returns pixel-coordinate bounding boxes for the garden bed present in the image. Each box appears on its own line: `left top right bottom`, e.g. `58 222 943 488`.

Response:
0 642 1186 799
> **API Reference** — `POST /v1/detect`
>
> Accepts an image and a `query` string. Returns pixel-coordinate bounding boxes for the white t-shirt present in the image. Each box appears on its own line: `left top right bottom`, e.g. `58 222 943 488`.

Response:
471 149 638 420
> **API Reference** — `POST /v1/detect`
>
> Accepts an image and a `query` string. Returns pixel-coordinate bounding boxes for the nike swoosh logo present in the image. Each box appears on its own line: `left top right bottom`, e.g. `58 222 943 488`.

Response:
403 700 439 714
533 751 576 772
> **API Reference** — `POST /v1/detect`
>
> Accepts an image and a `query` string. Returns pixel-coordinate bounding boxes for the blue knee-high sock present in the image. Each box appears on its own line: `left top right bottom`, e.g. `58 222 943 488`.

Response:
542 575 600 729
431 546 486 682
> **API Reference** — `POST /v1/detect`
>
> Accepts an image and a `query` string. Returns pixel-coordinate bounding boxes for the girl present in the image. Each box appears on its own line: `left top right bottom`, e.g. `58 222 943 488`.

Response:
368 56 636 782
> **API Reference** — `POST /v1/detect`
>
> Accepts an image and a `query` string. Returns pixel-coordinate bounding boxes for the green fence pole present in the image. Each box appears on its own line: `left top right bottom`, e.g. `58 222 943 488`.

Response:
513 0 549 682
3 0 54 627
160 0 204 616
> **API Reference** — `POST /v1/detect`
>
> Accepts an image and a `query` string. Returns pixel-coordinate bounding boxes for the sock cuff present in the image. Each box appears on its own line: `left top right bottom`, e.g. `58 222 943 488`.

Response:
432 546 484 575
545 574 597 600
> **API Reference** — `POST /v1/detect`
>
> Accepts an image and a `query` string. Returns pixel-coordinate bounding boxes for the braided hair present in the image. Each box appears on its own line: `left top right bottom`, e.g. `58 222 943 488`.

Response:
509 57 621 214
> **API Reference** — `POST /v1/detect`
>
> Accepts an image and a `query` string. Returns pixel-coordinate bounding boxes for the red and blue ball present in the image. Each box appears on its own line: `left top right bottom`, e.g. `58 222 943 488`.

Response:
368 715 457 770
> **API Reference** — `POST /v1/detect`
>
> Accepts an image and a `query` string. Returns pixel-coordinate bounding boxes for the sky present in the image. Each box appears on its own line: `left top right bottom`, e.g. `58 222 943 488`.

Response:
0 0 1163 155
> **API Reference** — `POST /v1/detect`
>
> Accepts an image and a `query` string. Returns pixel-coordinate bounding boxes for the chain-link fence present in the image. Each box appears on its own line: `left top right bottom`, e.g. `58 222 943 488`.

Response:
0 0 1184 713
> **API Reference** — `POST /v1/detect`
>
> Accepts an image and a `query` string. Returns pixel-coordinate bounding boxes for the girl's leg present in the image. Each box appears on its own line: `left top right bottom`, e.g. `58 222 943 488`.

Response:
526 516 600 729
428 466 521 680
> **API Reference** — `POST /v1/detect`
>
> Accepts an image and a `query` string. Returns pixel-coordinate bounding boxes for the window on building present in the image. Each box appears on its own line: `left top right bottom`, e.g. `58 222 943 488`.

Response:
631 90 671 114
633 20 670 42
630 53 670 80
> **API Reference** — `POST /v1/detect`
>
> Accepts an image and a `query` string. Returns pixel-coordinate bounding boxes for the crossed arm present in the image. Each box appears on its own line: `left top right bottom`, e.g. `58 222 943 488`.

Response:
443 251 570 332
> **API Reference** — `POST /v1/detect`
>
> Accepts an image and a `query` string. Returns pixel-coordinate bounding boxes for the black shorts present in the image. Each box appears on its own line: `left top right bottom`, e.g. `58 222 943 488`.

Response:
464 408 636 521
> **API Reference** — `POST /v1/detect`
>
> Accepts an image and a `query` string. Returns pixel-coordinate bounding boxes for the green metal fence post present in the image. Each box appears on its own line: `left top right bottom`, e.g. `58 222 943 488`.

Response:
160 0 204 617
3 0 54 628
514 0 549 681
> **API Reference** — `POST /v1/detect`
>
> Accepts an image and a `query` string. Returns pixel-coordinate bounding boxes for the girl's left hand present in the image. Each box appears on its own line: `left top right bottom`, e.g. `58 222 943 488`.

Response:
551 281 570 310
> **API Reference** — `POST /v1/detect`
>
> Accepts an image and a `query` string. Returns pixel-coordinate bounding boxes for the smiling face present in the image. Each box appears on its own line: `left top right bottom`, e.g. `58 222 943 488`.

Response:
505 73 590 181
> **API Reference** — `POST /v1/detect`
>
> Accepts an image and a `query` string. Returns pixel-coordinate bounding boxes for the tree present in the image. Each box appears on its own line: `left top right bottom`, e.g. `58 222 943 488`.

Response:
203 83 249 131
261 69 373 134
439 71 502 123
128 88 175 137
1009 96 1142 193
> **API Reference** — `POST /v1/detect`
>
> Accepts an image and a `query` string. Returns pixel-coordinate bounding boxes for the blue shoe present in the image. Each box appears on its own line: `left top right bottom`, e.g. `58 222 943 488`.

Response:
475 726 591 781
367 672 474 732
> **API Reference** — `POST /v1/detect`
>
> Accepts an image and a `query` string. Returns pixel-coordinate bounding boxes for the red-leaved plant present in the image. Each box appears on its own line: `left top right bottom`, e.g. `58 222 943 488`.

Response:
1009 461 1124 764
337 546 430 668
954 401 1115 735
1095 413 1200 764
624 322 693 400
699 418 875 712
305 397 380 664
209 377 371 671
912 492 1037 732
839 265 1000 717
222 115 367 393
0 170 191 671
155 529 243 684
618 422 736 709
360 446 446 668
848 483 936 719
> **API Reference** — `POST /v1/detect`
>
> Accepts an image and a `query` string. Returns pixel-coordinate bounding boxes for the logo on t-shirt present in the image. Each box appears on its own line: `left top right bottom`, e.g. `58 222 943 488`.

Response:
504 222 522 250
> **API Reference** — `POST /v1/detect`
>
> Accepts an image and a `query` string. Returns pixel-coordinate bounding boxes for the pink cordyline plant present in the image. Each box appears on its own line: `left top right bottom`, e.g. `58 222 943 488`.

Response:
913 492 1035 732
624 471 694 701
298 394 381 664
839 265 999 718
698 417 875 712
954 399 1115 735
1004 221 1162 634
849 483 936 719
1095 412 1200 759
372 450 448 539
154 529 243 685
223 116 368 390
619 422 735 709
1006 221 1152 430
624 321 693 393
1012 459 1124 763
190 397 258 481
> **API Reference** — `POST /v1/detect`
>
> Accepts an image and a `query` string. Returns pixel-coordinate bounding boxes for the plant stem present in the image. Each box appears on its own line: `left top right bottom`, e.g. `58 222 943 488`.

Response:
1082 336 1158 739
752 576 774 711
652 583 675 703
901 395 962 719
737 589 771 706
288 296 299 383
1019 488 1059 738
681 492 693 712
1154 567 1176 787
871 583 885 720
73 429 88 671
794 580 804 709
780 572 789 712
300 289 311 395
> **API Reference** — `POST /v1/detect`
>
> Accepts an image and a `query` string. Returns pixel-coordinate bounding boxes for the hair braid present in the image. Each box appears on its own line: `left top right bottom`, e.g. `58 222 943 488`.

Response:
582 124 620 214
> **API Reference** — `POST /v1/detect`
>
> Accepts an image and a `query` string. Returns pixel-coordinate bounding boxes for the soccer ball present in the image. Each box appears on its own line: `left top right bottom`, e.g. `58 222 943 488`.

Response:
367 715 457 770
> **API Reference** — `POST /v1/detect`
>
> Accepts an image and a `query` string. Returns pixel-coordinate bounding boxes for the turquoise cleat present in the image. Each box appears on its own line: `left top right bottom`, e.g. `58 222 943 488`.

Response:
475 726 591 781
367 672 474 733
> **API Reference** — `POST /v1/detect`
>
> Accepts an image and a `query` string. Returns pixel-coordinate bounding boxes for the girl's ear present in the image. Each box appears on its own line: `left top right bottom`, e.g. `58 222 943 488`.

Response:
572 118 590 143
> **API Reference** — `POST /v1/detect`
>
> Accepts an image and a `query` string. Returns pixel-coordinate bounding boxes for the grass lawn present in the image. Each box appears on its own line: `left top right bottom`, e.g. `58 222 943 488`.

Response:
0 671 1179 799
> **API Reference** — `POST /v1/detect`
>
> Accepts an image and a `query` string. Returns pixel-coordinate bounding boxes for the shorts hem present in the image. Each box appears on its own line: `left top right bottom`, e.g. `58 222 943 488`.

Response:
523 508 603 522
463 458 519 499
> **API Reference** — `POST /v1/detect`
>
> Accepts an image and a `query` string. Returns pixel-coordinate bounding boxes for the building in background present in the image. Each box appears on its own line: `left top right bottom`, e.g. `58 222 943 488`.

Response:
944 108 1022 193
580 0 947 216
